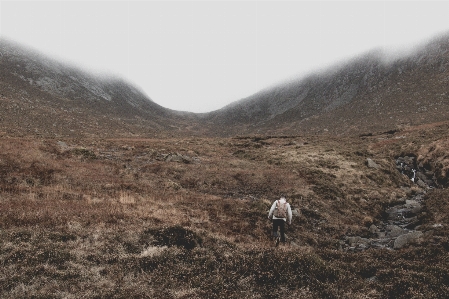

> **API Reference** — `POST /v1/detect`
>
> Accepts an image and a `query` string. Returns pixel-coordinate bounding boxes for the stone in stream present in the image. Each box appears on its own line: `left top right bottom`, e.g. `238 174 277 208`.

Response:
369 224 379 234
405 199 420 206
393 231 423 249
385 225 407 238
417 179 428 188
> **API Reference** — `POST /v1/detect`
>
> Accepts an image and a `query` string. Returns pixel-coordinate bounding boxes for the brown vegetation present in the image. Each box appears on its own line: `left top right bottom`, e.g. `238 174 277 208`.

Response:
1 121 449 298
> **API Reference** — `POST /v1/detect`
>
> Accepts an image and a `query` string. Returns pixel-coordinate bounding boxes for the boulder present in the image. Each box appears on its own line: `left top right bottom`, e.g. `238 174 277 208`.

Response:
57 141 68 149
417 172 428 182
347 236 370 247
369 224 379 234
394 231 423 249
425 171 435 177
367 158 379 169
417 179 428 188
405 199 420 206
386 225 406 238
385 207 401 220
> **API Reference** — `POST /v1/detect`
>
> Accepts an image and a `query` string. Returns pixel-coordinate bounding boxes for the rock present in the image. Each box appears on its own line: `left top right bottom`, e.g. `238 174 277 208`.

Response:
347 236 370 247
367 158 379 169
367 276 377 282
359 238 370 246
386 225 406 238
290 241 300 247
417 180 428 188
369 224 379 234
417 172 428 181
376 231 386 238
358 243 368 250
405 199 419 206
425 171 435 177
347 236 360 247
292 209 300 217
57 141 68 149
166 153 183 162
394 231 423 249
410 205 423 215
385 207 401 220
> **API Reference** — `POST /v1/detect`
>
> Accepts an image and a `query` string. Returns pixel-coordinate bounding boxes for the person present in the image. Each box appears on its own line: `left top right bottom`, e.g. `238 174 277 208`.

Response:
268 196 292 245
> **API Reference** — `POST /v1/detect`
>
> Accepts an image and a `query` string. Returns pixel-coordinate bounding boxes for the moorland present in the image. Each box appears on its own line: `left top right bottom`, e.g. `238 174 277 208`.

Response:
1 122 449 298
1 35 449 298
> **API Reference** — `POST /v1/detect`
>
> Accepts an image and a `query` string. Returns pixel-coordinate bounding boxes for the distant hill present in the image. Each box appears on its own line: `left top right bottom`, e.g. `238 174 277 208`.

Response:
202 33 449 136
1 34 449 138
0 39 197 138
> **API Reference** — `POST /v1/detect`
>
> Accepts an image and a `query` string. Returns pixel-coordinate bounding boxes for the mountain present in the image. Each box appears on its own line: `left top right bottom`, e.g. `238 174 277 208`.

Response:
0 38 197 138
203 33 449 136
1 34 449 138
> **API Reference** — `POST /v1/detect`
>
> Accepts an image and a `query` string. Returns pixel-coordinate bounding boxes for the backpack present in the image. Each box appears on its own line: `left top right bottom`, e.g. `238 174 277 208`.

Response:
274 200 288 218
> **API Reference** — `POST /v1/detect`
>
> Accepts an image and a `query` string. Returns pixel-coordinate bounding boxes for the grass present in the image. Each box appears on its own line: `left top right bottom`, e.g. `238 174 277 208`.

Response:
1 125 449 298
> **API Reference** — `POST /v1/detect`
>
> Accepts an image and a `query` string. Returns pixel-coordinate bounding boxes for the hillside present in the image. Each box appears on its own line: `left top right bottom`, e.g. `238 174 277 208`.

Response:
2 33 449 298
203 33 449 136
0 39 197 138
2 35 449 138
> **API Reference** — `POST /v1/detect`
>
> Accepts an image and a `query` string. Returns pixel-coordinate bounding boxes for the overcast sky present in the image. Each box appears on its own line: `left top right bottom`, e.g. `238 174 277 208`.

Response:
1 1 449 112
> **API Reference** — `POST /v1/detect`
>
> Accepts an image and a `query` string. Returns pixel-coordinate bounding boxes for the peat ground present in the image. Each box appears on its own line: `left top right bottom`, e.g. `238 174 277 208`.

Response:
1 122 449 298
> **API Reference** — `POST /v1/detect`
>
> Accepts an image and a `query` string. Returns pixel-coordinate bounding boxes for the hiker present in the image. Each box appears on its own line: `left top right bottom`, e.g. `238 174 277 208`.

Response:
268 196 292 245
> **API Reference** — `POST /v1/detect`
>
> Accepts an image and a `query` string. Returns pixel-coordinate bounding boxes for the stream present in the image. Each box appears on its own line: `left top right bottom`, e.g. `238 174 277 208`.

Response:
340 155 436 251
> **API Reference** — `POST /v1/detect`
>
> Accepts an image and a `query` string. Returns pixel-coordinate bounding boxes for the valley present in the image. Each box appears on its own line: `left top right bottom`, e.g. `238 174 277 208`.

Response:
1 121 449 298
1 34 449 298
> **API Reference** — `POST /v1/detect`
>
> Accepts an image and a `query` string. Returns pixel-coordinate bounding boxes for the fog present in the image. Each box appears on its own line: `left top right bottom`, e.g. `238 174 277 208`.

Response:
1 1 449 112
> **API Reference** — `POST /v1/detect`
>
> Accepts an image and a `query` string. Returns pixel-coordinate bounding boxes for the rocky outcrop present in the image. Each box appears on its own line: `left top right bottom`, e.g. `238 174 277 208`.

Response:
202 33 449 136
341 191 426 251
341 155 439 252
366 158 380 169
394 231 423 249
396 155 437 188
164 153 192 164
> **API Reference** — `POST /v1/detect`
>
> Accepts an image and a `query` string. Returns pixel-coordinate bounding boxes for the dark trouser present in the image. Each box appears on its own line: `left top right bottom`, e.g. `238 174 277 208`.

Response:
272 219 286 243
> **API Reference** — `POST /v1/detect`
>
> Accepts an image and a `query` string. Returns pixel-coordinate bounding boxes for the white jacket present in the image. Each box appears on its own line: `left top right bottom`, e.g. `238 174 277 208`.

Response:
268 198 292 224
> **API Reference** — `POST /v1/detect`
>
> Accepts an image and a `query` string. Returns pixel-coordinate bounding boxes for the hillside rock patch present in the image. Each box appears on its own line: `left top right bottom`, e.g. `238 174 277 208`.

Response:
164 153 192 164
341 191 426 252
366 158 380 169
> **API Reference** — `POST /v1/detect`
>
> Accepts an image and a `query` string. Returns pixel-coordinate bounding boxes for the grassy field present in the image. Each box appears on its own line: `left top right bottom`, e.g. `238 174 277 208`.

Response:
1 123 449 298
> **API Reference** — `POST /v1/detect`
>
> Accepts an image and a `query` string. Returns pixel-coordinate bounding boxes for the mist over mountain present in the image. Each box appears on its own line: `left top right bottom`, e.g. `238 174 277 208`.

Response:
0 38 196 138
1 33 449 138
203 33 449 136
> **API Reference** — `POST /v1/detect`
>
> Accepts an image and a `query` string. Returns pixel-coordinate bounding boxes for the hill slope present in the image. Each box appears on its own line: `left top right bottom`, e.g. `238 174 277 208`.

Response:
0 39 197 138
2 34 449 138
203 33 449 136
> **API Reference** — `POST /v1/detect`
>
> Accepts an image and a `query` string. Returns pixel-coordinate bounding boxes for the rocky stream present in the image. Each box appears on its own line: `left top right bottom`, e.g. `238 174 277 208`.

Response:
340 155 439 252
